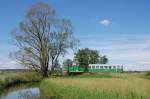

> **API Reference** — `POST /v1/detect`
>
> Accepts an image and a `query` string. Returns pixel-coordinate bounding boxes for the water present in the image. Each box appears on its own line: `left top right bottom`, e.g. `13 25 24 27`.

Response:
0 83 40 99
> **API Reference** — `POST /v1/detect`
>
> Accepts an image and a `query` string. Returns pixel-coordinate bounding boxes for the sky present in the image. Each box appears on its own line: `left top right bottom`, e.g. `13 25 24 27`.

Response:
1 0 150 70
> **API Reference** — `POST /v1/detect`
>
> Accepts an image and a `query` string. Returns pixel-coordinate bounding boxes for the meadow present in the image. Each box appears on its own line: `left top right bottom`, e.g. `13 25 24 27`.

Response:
40 73 150 99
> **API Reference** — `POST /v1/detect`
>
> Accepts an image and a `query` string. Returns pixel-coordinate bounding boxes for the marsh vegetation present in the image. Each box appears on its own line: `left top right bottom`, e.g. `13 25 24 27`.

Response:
1 72 150 99
0 71 42 94
40 73 150 99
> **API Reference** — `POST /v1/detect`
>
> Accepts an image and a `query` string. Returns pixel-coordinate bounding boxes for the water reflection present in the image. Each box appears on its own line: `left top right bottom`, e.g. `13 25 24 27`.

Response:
0 84 40 99
18 88 40 99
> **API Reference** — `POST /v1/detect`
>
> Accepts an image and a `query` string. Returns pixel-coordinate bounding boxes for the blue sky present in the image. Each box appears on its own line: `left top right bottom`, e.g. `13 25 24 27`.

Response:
1 0 150 70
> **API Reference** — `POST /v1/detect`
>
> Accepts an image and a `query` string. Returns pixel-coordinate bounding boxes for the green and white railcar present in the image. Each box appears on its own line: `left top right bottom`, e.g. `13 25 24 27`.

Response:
88 64 123 73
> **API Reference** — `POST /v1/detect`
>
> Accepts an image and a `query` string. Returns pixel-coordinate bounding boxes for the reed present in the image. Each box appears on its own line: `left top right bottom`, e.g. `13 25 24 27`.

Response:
0 71 42 93
40 73 150 99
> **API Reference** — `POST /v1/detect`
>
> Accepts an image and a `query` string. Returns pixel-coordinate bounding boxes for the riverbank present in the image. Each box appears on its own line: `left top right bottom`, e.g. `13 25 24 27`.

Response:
1 72 150 99
0 82 40 99
40 73 150 99
0 71 42 93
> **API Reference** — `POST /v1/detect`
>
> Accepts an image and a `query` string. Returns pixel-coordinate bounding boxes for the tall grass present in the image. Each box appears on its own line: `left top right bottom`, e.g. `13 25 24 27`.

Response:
40 73 150 99
0 71 42 93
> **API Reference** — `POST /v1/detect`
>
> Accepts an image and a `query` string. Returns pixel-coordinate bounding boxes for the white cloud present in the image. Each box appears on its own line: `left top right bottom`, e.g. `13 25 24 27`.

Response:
0 57 22 69
140 61 150 64
78 34 150 71
1 33 150 71
80 34 150 65
99 19 112 26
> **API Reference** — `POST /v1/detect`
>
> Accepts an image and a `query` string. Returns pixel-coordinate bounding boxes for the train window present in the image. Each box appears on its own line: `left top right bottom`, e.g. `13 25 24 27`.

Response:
104 66 107 69
89 66 91 69
96 66 99 69
92 66 95 69
121 66 123 69
109 66 111 69
113 66 116 69
100 66 103 69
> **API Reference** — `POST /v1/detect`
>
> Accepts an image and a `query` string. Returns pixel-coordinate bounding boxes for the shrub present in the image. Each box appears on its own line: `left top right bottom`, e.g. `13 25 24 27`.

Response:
145 72 150 79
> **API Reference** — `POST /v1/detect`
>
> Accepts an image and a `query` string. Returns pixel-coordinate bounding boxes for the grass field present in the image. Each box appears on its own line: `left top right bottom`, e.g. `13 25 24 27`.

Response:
0 71 42 93
40 73 150 99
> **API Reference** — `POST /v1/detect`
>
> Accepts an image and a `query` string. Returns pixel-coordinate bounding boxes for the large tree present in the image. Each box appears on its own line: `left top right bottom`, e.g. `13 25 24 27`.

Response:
74 48 108 71
11 3 78 77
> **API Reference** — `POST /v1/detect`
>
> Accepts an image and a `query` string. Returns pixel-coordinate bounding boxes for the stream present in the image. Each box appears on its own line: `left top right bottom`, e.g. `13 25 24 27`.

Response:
0 83 41 99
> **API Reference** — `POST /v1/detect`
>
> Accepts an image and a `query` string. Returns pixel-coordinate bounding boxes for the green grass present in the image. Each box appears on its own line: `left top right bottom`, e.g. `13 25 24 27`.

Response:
1 72 150 99
0 71 42 93
40 73 150 99
71 73 120 78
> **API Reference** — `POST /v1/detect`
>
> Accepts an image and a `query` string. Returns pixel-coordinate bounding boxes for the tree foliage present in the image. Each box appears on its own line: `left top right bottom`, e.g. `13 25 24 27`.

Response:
11 3 78 77
74 48 108 71
99 55 108 64
63 59 73 75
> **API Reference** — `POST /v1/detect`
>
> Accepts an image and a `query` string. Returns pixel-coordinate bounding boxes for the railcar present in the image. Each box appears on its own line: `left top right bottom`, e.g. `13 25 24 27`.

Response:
88 64 123 73
68 64 123 73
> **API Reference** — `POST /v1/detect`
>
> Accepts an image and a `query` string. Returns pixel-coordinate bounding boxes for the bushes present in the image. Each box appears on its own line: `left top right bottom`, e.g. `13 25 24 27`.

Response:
66 73 121 78
144 72 150 79
145 72 150 76
76 73 114 78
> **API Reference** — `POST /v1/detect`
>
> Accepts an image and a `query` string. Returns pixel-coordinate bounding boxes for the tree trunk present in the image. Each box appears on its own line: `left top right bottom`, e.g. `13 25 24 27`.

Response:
43 71 48 77
67 65 70 75
42 67 49 78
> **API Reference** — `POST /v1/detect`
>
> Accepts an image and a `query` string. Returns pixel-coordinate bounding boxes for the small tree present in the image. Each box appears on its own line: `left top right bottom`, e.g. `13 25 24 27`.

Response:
63 59 73 75
11 3 78 77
